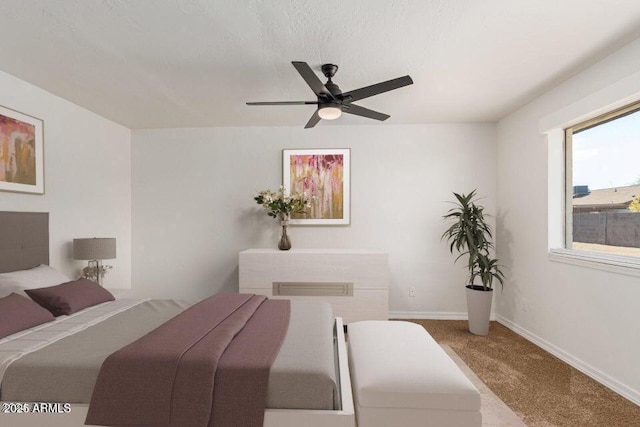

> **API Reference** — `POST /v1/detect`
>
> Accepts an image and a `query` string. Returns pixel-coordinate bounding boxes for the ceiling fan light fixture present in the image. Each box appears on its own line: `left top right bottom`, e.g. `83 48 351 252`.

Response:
318 105 342 120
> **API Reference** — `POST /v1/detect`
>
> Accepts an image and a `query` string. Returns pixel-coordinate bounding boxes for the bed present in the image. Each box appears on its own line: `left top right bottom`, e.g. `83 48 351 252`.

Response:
0 212 355 427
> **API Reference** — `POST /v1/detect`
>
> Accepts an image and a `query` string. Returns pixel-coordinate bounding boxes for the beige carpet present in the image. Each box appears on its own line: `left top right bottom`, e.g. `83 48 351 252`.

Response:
443 344 526 426
409 320 640 427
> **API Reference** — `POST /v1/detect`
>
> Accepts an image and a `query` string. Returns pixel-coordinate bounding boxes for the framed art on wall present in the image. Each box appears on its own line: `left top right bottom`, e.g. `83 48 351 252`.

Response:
0 105 44 194
283 148 350 225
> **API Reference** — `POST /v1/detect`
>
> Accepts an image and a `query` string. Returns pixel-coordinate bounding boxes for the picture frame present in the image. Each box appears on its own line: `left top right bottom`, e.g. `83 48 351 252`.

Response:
283 148 350 225
0 105 44 195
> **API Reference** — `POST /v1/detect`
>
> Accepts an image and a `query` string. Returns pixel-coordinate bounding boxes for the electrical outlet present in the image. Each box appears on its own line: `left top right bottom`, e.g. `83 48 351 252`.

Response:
409 286 416 297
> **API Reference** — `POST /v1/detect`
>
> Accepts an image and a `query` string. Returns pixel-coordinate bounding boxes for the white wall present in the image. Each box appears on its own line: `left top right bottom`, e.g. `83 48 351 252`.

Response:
131 124 496 314
0 71 132 288
496 37 640 403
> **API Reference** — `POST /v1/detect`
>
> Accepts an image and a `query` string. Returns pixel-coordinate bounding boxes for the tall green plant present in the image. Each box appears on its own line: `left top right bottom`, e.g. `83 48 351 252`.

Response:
442 190 505 291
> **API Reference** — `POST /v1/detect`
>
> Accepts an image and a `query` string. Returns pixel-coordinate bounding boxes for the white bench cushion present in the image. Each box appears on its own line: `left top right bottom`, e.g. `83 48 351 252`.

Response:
348 321 480 412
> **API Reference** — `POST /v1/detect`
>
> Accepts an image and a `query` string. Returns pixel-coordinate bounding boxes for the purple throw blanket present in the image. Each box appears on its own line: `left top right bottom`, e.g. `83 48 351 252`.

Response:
85 293 290 427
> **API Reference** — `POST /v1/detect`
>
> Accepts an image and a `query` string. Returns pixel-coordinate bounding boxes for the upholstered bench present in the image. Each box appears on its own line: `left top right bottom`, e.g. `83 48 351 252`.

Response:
348 321 481 427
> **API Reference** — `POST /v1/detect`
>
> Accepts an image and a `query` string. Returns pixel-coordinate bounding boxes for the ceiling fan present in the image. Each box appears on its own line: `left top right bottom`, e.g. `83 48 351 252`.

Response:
246 61 413 128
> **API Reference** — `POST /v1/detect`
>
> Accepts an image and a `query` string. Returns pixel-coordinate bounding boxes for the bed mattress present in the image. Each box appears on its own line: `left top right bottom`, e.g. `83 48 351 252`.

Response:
0 298 338 410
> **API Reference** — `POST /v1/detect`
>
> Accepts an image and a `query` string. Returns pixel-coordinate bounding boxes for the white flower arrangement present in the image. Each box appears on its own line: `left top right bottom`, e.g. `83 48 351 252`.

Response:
81 264 112 281
254 185 311 220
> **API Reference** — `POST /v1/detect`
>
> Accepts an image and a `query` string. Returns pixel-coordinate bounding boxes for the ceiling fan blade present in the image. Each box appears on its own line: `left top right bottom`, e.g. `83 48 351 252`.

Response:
292 61 333 98
246 101 318 105
341 75 413 103
304 110 322 129
343 103 390 121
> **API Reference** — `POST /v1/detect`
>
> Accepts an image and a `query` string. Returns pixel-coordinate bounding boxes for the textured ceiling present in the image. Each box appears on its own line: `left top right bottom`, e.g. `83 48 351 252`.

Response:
0 0 639 129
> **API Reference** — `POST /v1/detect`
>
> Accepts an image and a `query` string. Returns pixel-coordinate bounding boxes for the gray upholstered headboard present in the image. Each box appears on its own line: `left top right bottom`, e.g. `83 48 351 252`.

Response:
0 211 49 273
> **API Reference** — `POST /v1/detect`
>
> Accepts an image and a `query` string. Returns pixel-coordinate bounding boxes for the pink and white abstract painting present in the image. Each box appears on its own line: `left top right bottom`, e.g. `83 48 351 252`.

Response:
283 149 350 225
0 106 44 194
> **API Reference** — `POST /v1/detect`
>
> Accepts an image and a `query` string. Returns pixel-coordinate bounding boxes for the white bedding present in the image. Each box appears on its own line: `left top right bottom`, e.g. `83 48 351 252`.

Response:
0 298 149 386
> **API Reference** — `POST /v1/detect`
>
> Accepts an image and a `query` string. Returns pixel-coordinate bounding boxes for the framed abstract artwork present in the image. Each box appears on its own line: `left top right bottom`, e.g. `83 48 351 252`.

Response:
0 105 44 194
283 148 350 225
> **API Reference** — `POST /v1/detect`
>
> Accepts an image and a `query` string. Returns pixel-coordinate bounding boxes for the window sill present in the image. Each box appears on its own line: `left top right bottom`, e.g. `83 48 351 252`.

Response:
549 248 640 278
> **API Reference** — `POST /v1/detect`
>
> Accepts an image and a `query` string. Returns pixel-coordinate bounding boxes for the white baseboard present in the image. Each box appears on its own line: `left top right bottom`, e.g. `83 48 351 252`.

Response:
389 311 497 321
496 314 640 406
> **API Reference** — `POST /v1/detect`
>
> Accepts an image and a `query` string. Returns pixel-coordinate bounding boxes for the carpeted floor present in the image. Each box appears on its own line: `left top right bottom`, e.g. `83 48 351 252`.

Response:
442 344 526 426
405 320 640 427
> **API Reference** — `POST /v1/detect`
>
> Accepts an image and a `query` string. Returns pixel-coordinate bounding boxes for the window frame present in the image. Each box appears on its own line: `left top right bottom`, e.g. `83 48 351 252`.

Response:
554 100 640 276
564 101 640 248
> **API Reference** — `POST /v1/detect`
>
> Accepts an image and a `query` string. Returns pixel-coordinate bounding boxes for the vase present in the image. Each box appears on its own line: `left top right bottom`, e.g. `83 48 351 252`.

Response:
278 219 292 250
466 285 493 336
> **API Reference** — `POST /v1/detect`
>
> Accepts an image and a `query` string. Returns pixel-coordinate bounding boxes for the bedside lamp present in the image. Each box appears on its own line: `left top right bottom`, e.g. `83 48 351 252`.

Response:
73 238 116 286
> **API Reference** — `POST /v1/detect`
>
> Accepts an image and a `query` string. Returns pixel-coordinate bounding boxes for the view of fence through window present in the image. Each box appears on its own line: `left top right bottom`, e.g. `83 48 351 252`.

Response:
568 103 640 258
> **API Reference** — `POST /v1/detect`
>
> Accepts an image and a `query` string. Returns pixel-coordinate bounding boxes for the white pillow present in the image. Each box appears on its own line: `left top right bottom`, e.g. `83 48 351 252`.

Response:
0 265 71 298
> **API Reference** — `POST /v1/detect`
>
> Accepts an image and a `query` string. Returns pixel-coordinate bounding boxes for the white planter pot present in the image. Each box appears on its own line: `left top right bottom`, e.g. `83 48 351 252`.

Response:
465 285 493 336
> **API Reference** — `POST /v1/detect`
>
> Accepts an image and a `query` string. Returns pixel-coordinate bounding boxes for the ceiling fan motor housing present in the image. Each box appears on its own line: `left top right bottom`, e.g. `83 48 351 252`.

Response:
324 81 342 97
319 100 342 110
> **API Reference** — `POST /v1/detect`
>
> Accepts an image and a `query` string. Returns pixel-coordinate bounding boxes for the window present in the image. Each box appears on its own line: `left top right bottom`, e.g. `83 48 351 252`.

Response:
564 101 640 258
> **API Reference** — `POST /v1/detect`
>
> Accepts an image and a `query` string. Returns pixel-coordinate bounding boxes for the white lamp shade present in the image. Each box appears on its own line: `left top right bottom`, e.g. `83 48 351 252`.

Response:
318 106 342 120
73 238 116 260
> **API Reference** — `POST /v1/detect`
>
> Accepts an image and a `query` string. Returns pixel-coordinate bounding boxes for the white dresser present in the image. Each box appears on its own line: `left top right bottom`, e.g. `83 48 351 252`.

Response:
238 249 389 324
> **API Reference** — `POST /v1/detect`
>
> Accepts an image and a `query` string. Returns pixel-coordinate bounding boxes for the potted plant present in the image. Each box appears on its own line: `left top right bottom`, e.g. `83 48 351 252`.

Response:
442 190 504 335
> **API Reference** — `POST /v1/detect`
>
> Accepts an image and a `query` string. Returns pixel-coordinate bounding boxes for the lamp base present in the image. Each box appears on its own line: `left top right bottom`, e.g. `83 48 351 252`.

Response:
87 260 103 286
